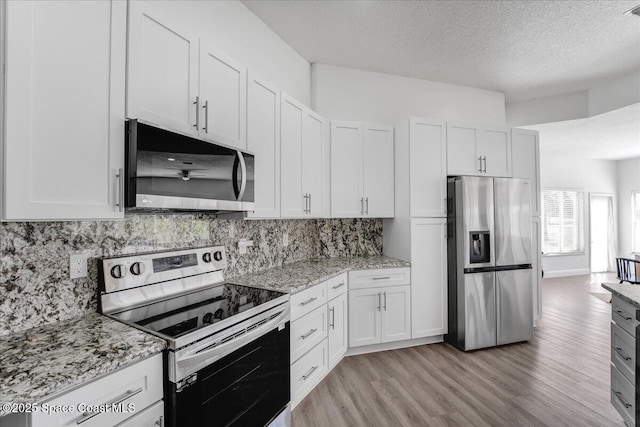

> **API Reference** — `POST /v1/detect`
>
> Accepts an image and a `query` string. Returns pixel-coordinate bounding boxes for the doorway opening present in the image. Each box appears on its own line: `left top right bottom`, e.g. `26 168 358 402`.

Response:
590 193 616 273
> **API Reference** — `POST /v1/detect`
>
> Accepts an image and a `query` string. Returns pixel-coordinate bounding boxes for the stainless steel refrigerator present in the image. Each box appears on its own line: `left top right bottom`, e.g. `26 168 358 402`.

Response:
445 176 533 351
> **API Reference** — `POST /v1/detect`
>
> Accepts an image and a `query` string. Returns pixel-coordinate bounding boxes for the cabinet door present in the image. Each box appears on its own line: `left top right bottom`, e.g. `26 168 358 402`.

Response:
348 289 381 347
362 124 394 218
446 123 481 176
4 0 126 220
410 218 447 338
246 74 280 218
531 217 542 321
302 110 325 217
512 129 541 216
380 285 411 343
331 122 363 218
478 127 512 177
280 94 305 218
328 293 348 368
410 118 447 217
199 42 247 149
127 1 198 135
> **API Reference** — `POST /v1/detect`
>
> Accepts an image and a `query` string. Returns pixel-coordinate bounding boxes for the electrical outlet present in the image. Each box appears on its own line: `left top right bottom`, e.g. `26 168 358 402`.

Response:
283 233 289 247
69 253 88 279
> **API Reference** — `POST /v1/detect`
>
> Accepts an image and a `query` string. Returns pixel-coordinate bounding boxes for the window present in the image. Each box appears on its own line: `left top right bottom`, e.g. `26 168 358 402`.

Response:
542 189 584 255
633 191 640 254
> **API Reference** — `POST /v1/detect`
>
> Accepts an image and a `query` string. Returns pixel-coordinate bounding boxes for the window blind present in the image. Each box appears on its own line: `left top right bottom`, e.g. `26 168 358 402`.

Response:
633 191 640 254
542 189 584 254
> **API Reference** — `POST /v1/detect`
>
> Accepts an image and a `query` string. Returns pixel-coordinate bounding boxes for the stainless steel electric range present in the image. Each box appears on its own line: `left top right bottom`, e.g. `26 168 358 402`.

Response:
98 246 291 427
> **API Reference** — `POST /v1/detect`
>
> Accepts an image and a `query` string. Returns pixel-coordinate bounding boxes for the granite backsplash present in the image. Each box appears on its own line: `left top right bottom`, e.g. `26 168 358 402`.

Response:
0 214 382 336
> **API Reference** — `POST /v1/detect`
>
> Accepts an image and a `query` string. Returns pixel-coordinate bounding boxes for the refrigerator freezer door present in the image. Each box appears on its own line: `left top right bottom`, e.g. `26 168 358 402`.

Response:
461 177 494 269
494 178 532 266
463 272 496 350
496 269 533 345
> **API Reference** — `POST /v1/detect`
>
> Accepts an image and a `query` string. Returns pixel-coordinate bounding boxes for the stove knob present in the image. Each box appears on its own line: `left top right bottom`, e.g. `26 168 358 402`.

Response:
213 251 224 262
110 264 126 279
130 262 145 276
202 312 213 324
202 252 212 263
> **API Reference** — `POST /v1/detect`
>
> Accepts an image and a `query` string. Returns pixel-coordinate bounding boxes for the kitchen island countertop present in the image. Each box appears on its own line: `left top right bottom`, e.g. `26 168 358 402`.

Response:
229 255 410 294
0 312 166 415
602 282 640 308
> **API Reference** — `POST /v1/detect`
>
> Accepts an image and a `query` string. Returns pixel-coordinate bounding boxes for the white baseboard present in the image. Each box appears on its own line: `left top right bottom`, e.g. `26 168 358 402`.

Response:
544 268 591 278
345 336 443 357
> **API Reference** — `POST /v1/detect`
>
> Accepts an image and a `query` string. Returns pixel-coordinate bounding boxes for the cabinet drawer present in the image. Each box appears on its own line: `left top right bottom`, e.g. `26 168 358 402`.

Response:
327 273 348 300
611 364 635 427
611 323 636 385
612 295 639 338
32 353 163 427
291 339 328 407
349 268 410 290
291 282 327 321
291 305 328 363
114 400 163 427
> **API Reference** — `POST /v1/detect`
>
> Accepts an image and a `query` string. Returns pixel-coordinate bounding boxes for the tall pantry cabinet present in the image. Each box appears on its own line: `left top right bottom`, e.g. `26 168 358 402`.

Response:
383 118 448 339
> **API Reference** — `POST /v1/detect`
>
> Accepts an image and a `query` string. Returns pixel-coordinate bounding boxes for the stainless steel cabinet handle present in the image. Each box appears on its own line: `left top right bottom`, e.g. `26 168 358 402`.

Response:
614 309 632 320
76 387 143 425
329 307 335 329
383 291 387 310
478 156 482 172
116 168 124 212
155 416 164 427
360 197 364 215
615 347 632 361
301 366 318 380
331 282 345 290
483 156 487 173
202 100 209 133
300 328 317 340
193 96 200 130
365 197 369 215
377 292 381 311
299 297 318 306
309 193 312 214
614 390 632 409
372 276 391 281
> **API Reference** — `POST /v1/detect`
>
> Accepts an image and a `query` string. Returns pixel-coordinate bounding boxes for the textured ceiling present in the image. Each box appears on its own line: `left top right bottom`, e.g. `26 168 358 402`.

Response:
525 103 640 160
242 0 640 101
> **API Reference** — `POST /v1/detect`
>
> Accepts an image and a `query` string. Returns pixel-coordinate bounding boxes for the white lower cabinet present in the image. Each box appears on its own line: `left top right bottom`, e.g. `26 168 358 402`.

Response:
349 284 411 347
327 292 348 369
290 338 328 408
30 354 163 427
114 401 164 427
291 305 327 362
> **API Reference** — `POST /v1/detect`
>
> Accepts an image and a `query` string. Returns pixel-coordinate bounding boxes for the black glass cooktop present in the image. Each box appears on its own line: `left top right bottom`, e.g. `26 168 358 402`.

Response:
113 283 286 339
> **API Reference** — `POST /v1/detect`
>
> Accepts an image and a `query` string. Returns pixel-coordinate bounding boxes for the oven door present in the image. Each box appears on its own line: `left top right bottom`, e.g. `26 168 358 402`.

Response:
126 119 254 212
166 322 290 427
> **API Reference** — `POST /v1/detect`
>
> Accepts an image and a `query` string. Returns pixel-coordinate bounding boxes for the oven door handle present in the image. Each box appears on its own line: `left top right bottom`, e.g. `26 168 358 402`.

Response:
176 306 289 370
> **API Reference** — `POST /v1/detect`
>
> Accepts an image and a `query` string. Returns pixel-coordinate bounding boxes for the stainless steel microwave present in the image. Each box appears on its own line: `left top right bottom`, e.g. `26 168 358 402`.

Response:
125 120 254 212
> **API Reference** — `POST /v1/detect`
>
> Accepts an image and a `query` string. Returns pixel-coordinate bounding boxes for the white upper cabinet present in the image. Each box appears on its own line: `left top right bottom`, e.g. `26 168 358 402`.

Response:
409 118 447 217
128 3 247 149
447 123 512 177
363 125 395 218
280 94 326 218
199 42 247 149
246 74 280 218
511 129 541 217
331 122 363 218
127 1 198 135
3 0 126 220
331 121 395 218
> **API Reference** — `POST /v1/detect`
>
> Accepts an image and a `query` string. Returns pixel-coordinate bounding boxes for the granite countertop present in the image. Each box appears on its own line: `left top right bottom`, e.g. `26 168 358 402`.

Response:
0 312 166 415
230 256 410 294
602 282 640 308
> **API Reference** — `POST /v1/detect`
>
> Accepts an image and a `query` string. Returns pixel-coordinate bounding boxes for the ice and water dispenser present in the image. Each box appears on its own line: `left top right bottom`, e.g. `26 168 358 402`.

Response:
469 231 491 264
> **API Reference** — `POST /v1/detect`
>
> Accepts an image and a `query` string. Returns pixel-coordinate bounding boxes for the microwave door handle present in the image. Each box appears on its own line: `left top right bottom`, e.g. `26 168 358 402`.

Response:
236 151 247 202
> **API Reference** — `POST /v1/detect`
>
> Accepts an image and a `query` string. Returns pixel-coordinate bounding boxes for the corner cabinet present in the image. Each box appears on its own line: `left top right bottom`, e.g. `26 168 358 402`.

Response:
330 121 395 218
446 123 512 177
2 0 126 220
512 128 541 217
127 2 247 149
280 94 326 218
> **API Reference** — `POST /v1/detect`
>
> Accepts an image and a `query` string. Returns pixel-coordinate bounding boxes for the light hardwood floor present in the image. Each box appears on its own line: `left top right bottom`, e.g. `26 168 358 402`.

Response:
292 273 625 426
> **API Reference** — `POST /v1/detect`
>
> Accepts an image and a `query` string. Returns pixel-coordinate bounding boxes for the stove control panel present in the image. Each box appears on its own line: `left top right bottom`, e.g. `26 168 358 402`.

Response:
99 246 227 294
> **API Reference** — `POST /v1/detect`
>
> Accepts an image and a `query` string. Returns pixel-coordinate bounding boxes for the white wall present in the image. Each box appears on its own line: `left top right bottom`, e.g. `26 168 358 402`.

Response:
589 70 640 117
141 0 311 105
506 91 588 128
311 64 506 126
617 157 640 258
540 154 618 277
